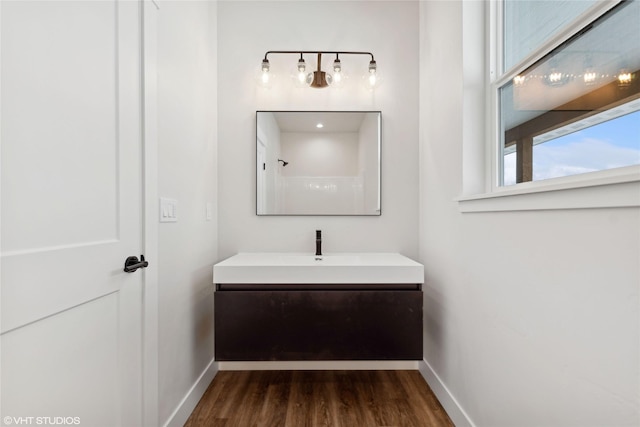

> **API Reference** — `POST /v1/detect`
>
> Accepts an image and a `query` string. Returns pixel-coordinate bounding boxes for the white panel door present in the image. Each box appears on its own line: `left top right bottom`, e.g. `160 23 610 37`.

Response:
1 1 144 426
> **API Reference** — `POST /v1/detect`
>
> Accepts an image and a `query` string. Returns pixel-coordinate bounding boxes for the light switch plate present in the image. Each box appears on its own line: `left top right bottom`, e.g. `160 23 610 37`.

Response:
160 197 177 222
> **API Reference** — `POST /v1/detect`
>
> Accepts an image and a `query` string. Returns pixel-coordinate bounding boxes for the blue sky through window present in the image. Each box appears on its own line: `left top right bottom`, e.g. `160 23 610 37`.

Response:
504 110 640 185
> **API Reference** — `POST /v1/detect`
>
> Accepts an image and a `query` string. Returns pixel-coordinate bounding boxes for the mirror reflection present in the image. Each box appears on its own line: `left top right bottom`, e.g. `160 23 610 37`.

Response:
256 111 381 215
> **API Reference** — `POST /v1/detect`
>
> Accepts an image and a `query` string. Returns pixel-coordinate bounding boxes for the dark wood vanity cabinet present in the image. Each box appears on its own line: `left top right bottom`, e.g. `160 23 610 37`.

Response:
214 284 422 361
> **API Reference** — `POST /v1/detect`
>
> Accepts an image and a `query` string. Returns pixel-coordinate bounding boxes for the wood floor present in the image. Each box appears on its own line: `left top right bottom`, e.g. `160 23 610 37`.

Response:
183 370 454 427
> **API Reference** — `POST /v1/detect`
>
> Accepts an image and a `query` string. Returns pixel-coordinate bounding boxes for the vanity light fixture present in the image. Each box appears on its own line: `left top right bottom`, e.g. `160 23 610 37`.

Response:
513 75 526 86
542 57 572 87
582 56 598 86
617 68 633 89
583 68 598 85
259 50 379 90
544 67 571 87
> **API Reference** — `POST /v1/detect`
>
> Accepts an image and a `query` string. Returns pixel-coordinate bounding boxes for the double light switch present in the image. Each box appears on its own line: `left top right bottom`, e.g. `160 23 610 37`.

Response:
160 197 177 222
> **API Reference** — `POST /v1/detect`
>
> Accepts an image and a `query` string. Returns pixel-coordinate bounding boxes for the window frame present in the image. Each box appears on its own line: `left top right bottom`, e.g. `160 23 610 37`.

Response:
458 0 640 212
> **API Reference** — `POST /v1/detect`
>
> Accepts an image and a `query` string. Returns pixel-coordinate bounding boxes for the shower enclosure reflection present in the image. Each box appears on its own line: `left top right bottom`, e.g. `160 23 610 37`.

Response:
256 111 381 215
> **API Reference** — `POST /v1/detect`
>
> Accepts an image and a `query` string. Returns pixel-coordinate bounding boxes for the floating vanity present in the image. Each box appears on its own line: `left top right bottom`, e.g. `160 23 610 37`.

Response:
213 253 424 361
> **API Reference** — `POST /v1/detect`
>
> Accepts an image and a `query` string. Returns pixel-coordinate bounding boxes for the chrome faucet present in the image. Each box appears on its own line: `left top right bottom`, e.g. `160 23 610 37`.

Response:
315 230 322 257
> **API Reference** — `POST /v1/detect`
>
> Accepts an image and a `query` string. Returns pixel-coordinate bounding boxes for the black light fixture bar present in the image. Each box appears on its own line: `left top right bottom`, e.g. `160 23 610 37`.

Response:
262 50 375 62
260 50 378 89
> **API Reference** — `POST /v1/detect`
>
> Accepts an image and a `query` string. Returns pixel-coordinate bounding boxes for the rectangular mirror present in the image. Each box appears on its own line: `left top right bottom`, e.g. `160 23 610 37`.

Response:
256 111 381 216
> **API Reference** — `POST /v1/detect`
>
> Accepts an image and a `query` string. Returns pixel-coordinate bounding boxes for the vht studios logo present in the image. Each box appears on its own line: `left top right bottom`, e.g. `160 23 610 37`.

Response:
3 416 81 426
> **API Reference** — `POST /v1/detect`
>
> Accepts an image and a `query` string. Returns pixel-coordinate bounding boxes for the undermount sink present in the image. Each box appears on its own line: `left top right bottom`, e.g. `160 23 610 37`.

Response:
213 252 424 284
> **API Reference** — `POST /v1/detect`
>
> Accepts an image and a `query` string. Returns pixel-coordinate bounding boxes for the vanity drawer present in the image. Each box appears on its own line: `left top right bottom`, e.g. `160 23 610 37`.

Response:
214 288 422 361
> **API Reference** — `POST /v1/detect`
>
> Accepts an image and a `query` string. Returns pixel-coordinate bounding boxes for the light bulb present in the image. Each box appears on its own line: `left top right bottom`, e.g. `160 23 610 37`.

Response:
363 60 380 90
544 67 570 87
258 59 272 89
583 68 597 85
328 57 345 88
549 71 562 83
368 71 377 86
618 69 632 88
543 56 570 87
293 57 307 87
513 75 526 86
582 56 597 86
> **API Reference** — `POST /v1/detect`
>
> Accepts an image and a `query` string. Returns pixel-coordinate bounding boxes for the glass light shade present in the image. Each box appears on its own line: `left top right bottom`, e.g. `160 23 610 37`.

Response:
257 59 273 89
328 59 345 88
618 69 633 88
331 70 344 86
368 71 378 87
362 60 381 90
363 69 381 90
544 68 570 86
513 75 526 86
292 59 308 87
258 70 273 88
583 68 597 85
294 70 307 86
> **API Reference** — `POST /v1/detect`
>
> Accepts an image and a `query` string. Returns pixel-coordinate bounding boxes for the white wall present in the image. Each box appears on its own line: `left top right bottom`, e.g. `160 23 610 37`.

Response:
217 0 419 257
156 1 217 425
419 2 639 427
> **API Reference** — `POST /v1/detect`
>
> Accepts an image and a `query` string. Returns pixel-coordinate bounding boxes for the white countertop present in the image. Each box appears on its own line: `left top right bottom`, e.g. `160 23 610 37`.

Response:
213 252 424 284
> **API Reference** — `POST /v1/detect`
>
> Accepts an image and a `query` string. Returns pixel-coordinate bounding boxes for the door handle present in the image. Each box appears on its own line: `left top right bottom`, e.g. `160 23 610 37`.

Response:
124 255 149 273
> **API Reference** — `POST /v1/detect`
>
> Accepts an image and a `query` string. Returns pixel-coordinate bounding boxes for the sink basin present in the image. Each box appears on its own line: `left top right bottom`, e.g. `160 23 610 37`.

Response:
213 252 424 284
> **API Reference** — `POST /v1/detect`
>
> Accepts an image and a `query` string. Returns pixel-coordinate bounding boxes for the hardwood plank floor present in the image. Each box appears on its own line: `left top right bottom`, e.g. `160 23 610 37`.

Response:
184 370 454 427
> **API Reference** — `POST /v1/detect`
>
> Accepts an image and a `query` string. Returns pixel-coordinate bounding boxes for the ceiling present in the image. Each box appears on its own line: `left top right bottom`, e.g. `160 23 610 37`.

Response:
273 112 368 133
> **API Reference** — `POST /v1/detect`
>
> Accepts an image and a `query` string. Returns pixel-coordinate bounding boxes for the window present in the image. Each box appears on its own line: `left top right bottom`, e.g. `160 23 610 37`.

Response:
503 0 599 71
497 0 640 187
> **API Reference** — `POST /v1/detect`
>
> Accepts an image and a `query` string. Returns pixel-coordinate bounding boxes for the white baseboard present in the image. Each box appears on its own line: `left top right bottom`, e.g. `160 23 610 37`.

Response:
218 360 419 371
163 358 219 427
419 359 475 427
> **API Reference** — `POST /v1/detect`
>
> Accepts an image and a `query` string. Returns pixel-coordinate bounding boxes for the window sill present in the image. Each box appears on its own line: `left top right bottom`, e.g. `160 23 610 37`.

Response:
457 166 640 212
